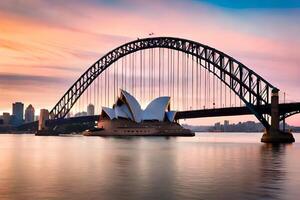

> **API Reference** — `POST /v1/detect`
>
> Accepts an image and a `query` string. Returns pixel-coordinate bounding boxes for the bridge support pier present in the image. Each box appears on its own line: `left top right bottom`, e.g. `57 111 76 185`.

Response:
36 109 59 136
261 90 295 143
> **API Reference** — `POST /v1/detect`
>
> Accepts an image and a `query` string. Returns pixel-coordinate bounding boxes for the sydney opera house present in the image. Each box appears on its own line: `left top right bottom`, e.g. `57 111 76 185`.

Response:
84 90 194 136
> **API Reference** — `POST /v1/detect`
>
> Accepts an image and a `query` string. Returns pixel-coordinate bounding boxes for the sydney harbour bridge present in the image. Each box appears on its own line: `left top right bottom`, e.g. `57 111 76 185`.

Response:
20 37 299 142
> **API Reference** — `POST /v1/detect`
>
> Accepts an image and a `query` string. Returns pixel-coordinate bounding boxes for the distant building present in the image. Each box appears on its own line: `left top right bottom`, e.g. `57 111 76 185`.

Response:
25 104 35 123
74 112 88 117
12 102 24 126
87 104 95 116
2 112 11 125
224 120 229 132
38 109 49 131
214 122 222 131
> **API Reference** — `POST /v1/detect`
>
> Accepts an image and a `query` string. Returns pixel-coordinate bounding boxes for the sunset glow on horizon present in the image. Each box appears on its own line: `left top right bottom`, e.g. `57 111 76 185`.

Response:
1 0 300 125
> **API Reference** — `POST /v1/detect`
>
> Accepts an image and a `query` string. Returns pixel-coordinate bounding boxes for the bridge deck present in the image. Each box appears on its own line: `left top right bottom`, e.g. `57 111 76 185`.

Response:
18 103 300 131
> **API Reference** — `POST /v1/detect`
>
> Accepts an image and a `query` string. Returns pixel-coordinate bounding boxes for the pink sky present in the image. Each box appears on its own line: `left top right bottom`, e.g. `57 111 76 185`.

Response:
0 0 299 126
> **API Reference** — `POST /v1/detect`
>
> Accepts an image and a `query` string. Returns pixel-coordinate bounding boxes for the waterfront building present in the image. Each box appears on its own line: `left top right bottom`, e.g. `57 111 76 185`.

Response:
101 89 176 122
25 104 35 123
87 104 95 116
84 89 193 136
12 102 24 126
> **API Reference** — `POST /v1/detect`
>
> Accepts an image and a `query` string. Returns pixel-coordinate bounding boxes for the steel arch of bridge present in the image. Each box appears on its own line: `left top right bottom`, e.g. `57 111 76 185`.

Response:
50 37 278 128
280 110 300 121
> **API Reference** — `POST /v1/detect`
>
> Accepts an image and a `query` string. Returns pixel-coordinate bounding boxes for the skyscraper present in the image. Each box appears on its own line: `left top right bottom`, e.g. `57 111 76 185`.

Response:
25 104 35 123
2 112 10 125
87 104 95 116
224 120 229 132
12 102 24 126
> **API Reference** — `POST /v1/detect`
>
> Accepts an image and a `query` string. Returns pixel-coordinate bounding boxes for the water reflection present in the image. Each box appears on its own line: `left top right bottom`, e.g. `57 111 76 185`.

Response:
257 144 289 199
0 134 299 200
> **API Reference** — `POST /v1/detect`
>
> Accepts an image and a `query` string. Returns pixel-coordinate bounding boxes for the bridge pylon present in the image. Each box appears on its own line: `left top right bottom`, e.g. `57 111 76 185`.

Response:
261 90 295 143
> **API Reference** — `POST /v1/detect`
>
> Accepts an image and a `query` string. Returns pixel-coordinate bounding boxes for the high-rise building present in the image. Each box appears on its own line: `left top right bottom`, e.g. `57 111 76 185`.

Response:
224 120 229 132
12 102 24 126
25 104 35 123
87 104 95 116
2 112 10 125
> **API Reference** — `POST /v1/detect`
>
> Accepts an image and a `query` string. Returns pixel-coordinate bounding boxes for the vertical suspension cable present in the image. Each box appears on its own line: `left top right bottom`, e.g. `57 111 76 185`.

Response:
116 61 119 98
220 74 223 108
86 82 89 110
148 49 151 100
204 61 207 109
171 50 174 108
230 78 232 107
104 69 106 106
177 50 179 109
192 55 194 109
150 49 152 99
122 57 124 90
199 57 202 109
208 64 211 108
159 48 161 96
185 54 188 110
125 55 127 91
133 53 135 95
213 66 215 108
129 53 132 93
90 81 92 107
114 62 116 102
196 56 198 108
162 48 164 95
167 49 170 96
153 48 155 98
107 69 109 106
182 52 185 110
108 68 110 106
143 50 145 102
94 77 96 110
225 75 227 107
97 75 99 114
140 49 142 101
132 53 138 96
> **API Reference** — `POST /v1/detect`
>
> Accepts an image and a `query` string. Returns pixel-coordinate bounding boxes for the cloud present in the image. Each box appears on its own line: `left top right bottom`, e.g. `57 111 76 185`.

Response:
0 73 68 88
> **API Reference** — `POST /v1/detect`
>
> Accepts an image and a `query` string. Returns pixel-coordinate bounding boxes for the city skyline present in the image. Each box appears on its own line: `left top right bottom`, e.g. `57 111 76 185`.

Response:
0 0 300 126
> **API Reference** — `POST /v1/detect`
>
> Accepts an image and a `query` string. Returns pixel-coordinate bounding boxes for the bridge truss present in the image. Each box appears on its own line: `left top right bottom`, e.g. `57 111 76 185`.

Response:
50 37 278 128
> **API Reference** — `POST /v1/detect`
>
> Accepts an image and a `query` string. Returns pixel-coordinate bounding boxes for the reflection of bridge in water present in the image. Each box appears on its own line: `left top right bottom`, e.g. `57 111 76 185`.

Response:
19 37 299 142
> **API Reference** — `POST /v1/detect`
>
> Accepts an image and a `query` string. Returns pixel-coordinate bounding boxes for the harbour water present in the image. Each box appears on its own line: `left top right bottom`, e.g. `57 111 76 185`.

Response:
1 133 300 200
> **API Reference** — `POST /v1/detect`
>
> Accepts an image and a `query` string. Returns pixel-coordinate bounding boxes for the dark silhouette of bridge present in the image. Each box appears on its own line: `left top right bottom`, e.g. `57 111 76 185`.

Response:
19 103 300 134
19 37 299 142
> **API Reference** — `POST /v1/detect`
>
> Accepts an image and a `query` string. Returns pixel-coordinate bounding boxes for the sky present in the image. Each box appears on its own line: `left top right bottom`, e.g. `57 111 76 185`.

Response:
0 0 300 125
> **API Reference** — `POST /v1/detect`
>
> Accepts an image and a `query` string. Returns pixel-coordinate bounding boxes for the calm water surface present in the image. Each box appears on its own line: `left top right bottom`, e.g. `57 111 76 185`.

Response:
1 133 300 200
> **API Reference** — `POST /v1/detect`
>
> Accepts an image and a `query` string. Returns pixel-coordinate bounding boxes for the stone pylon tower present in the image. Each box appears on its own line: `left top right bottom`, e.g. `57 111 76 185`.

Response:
261 89 295 143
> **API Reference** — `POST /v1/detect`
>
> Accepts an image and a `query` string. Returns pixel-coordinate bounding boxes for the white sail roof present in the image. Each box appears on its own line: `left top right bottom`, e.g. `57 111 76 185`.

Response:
102 107 116 119
142 97 170 121
166 111 177 122
114 103 133 120
121 90 142 122
100 90 176 123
